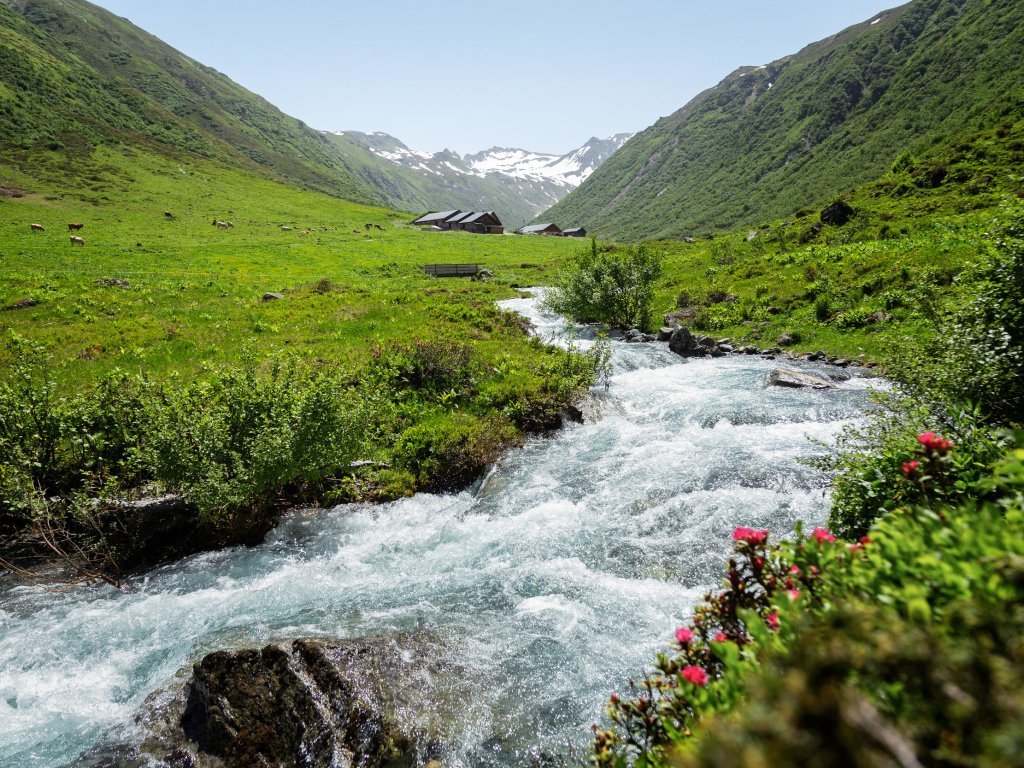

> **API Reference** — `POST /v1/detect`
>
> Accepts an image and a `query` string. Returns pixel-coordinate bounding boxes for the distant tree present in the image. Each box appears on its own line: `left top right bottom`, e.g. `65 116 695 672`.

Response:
547 239 662 330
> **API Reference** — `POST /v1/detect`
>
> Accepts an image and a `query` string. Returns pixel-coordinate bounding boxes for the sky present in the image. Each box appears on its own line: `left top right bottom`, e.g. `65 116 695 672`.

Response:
89 0 899 156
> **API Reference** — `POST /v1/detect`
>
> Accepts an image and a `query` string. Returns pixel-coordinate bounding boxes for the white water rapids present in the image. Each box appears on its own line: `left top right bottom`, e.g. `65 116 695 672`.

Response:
0 292 878 767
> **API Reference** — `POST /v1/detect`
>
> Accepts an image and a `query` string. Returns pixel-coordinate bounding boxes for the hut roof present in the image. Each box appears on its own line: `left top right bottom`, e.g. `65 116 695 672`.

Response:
518 223 560 234
462 211 501 225
413 210 461 224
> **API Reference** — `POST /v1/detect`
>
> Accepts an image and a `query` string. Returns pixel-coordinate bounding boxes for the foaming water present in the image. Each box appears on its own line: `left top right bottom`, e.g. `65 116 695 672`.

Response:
0 292 879 767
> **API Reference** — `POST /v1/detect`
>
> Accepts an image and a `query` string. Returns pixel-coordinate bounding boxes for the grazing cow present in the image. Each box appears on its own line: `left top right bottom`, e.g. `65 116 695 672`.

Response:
215 220 231 229
364 223 372 230
30 223 45 232
280 225 293 231
68 223 84 231
69 236 85 246
164 211 175 219
374 224 384 231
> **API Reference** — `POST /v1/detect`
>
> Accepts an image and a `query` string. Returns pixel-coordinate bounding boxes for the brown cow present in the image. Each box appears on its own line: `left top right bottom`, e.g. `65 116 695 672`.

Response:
30 223 45 232
69 236 85 246
214 220 231 229
68 223 84 231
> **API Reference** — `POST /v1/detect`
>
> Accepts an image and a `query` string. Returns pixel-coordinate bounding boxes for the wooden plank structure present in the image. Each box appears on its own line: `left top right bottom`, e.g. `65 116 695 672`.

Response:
421 263 482 277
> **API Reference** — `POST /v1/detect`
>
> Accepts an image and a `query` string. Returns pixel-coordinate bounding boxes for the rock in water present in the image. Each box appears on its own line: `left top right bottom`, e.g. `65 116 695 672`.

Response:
668 327 701 357
134 637 438 767
766 368 837 390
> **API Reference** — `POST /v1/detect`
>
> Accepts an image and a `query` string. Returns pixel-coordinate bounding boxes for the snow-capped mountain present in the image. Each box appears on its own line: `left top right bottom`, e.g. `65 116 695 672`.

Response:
329 130 632 221
463 134 633 189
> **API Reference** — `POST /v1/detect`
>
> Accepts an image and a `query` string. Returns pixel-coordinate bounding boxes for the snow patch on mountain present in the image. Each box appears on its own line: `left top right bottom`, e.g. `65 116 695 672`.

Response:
335 131 632 191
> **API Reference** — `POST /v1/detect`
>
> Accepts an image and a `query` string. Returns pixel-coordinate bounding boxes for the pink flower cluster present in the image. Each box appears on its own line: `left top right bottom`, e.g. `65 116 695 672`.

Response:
681 665 709 686
811 528 836 544
675 627 694 645
918 432 955 453
902 459 921 476
732 527 768 544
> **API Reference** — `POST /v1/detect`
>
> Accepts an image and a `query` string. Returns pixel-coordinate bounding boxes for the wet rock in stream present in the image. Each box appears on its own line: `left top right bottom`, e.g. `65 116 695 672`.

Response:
94 636 446 768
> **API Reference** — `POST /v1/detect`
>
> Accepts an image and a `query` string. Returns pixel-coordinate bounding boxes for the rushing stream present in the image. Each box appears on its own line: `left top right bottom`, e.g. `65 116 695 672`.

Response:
0 292 878 767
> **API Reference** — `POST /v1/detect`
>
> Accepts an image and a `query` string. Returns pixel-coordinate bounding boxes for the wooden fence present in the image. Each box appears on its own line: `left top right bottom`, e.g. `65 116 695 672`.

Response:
421 264 481 278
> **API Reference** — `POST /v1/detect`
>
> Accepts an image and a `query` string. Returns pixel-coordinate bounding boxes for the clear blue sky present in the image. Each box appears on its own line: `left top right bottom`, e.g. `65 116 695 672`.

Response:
91 0 901 155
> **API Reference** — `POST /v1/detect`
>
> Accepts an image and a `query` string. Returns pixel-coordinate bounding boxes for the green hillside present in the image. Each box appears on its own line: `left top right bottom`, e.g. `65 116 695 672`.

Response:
0 0 377 203
542 0 1024 240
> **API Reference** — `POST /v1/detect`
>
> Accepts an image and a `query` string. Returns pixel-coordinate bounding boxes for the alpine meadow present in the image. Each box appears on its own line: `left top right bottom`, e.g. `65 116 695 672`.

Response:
1 1 1023 767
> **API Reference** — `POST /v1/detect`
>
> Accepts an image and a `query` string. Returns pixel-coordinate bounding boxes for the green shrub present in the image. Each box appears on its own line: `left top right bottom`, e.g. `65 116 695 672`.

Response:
394 413 518 492
899 205 1024 424
547 240 663 329
820 397 1007 539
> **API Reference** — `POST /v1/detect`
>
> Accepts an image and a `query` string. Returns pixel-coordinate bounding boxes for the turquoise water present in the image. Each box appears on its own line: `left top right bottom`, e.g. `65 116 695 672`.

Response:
0 293 877 767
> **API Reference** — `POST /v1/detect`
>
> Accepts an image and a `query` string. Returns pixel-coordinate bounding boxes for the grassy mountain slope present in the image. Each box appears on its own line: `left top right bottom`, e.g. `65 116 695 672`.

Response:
0 0 377 203
543 0 1024 241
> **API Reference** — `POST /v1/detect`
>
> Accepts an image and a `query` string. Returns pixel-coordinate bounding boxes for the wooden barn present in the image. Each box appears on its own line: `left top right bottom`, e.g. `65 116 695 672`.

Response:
412 210 504 234
562 227 587 238
412 210 462 227
516 223 562 236
457 211 504 235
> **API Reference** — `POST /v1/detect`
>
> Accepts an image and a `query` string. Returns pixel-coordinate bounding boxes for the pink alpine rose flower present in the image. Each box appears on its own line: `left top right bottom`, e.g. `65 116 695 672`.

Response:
811 528 837 544
675 627 694 645
681 665 709 686
732 527 768 545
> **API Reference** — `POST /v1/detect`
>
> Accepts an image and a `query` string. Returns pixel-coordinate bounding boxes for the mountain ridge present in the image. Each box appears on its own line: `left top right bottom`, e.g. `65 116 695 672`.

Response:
541 0 1024 240
329 130 632 225
0 0 380 204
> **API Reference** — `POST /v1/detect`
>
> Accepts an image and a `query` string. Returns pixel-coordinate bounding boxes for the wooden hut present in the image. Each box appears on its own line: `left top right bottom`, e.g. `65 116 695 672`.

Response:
412 210 462 227
458 211 504 235
562 227 587 238
516 223 563 236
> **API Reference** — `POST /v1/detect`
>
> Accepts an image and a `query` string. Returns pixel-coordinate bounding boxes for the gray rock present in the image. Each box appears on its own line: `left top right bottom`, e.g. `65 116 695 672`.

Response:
657 327 674 341
696 335 717 348
669 327 706 357
624 328 643 339
776 333 797 347
766 368 837 390
807 351 826 362
833 359 851 368
262 292 284 302
820 200 855 227
664 308 698 327
742 346 761 355
166 637 438 768
716 338 731 345
717 344 735 354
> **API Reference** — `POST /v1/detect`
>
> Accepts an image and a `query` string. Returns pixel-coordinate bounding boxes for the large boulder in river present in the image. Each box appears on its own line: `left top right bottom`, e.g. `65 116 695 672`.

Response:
669 327 707 357
766 368 837 390
128 637 443 768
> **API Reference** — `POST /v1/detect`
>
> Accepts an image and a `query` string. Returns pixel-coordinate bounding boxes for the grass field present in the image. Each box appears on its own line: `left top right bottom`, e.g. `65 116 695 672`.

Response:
0 147 582 388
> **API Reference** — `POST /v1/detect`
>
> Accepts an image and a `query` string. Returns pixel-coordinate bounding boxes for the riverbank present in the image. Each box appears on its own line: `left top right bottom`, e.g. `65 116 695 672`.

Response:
0 294 878 767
